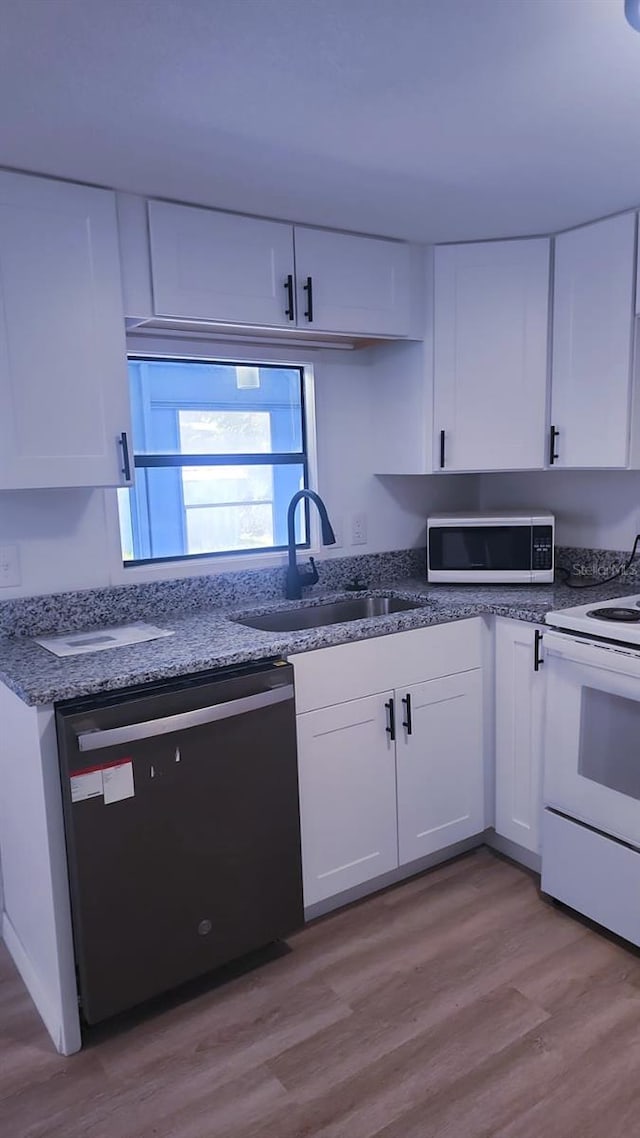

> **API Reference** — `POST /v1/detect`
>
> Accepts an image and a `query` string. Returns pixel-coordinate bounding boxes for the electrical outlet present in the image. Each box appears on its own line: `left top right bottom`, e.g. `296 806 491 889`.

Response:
351 512 368 546
0 544 21 588
331 514 344 548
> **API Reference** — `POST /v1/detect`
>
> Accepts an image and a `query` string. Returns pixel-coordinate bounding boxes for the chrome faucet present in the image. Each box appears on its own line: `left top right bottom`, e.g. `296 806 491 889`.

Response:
286 490 336 600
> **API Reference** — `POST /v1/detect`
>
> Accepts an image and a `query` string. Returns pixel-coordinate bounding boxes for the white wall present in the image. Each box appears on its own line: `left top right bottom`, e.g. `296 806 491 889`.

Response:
0 489 112 598
0 340 473 599
478 469 640 552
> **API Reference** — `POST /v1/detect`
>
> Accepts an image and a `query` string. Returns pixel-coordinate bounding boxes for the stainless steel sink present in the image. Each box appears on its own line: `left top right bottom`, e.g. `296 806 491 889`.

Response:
232 596 426 633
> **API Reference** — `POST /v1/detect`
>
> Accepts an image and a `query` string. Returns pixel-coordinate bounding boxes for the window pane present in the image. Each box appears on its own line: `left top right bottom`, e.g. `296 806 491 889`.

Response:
120 462 306 561
182 464 273 506
178 410 272 455
186 504 274 554
129 359 303 455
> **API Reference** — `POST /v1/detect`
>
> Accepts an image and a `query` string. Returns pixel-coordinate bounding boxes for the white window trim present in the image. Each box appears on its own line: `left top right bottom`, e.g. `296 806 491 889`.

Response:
105 337 320 585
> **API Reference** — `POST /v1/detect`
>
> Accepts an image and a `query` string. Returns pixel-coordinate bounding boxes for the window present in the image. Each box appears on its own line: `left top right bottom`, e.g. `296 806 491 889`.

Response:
117 357 311 565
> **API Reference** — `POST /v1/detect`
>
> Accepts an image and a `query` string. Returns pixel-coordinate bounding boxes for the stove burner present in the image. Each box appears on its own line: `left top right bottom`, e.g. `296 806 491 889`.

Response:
587 607 640 623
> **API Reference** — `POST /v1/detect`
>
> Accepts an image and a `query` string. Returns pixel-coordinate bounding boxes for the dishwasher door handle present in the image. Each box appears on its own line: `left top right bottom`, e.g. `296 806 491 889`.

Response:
77 685 295 752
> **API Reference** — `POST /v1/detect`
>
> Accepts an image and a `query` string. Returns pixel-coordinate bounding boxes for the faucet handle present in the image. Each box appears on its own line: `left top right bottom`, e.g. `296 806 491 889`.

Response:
300 556 319 587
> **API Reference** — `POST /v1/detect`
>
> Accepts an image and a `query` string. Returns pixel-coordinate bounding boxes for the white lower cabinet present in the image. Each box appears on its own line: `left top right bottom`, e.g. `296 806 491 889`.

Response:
291 619 486 908
494 618 545 854
397 670 484 864
296 693 398 906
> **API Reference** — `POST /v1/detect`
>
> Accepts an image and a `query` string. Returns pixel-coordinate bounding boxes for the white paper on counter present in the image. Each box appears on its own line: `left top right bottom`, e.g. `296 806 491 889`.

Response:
35 621 175 657
103 761 135 804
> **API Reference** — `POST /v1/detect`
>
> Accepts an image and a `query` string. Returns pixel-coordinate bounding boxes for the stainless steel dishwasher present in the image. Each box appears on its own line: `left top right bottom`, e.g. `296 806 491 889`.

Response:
56 659 303 1025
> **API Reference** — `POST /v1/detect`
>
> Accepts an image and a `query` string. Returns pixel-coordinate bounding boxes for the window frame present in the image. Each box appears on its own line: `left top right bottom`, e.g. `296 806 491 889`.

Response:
108 342 320 580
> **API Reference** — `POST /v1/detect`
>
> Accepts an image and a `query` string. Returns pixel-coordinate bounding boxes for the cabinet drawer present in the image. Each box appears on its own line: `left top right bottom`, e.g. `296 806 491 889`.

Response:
290 618 483 713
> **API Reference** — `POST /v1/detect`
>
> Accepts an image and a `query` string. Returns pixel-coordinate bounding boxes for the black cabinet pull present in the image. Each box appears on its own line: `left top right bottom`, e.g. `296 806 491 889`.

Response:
385 698 395 742
439 429 446 469
549 425 559 465
402 693 413 736
284 274 294 320
118 431 131 482
303 276 314 322
534 629 544 672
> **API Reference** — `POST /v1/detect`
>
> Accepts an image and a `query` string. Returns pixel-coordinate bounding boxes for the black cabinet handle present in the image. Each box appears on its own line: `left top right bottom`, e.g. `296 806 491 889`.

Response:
534 629 544 672
402 693 413 736
549 425 559 465
439 429 446 469
303 276 314 322
118 431 131 482
385 698 395 742
284 274 294 320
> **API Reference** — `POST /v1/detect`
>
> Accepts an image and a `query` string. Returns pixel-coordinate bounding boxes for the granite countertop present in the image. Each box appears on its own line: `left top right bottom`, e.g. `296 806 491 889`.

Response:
0 576 637 707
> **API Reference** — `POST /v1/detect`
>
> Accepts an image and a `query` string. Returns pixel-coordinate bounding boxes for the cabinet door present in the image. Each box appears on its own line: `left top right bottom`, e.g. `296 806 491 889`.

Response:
396 669 484 864
296 693 398 907
550 212 636 469
0 173 131 489
148 201 295 327
494 619 545 854
433 239 550 472
294 226 410 336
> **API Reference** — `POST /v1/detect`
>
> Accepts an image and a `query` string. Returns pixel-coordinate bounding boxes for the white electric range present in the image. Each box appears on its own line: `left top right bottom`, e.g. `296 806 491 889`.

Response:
541 592 640 947
545 592 640 644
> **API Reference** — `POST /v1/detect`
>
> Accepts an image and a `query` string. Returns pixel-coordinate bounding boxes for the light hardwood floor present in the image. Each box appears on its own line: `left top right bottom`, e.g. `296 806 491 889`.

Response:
2 847 640 1137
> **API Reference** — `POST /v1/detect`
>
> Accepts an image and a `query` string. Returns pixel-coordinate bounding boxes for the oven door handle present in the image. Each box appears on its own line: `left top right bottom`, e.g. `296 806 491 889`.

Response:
543 629 640 677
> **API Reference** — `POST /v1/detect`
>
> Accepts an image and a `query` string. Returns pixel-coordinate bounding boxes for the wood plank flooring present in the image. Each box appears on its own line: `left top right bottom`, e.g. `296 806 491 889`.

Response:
2 847 640 1137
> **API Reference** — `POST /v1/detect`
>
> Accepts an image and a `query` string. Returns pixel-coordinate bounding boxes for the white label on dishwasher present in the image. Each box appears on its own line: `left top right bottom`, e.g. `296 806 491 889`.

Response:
103 760 135 805
71 770 104 802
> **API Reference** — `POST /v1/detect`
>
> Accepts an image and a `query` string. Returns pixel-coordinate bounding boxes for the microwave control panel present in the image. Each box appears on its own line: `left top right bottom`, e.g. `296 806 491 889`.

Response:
532 526 553 570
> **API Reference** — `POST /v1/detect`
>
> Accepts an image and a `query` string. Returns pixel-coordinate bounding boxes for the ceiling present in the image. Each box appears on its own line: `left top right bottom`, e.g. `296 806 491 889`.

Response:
1 0 640 243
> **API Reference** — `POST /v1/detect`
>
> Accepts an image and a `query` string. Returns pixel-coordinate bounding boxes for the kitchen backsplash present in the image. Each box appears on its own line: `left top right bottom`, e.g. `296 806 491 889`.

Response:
555 546 640 582
1 545 638 639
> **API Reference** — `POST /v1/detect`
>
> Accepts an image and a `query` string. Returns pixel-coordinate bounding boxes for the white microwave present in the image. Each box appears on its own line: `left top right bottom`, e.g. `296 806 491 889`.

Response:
426 511 555 584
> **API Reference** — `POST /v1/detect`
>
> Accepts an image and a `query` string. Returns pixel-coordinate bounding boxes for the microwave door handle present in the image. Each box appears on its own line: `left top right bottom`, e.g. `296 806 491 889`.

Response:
77 685 294 752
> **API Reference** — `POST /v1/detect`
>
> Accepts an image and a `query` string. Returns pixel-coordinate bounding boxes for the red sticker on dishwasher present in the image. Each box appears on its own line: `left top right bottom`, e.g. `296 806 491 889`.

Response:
70 770 103 802
70 758 134 804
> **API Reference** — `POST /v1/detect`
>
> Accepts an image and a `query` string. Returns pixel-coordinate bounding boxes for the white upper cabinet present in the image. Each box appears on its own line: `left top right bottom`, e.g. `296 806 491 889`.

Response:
550 212 636 469
293 226 410 337
137 199 412 338
0 172 131 490
147 201 295 328
433 238 550 472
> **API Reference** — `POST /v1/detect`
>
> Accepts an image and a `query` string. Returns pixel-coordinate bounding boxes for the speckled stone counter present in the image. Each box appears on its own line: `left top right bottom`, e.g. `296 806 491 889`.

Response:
1 573 638 707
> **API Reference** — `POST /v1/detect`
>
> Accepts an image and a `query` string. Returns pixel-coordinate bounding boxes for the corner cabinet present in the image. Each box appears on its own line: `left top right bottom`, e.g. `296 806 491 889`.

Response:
0 171 131 490
290 619 485 909
142 199 411 337
433 238 550 472
550 211 636 469
494 618 545 855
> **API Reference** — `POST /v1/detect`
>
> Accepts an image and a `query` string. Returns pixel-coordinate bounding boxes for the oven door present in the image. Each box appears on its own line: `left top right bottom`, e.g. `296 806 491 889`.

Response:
543 630 640 847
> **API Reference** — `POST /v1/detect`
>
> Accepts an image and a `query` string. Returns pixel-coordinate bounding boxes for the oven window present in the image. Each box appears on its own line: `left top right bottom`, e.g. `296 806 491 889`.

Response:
579 687 640 801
